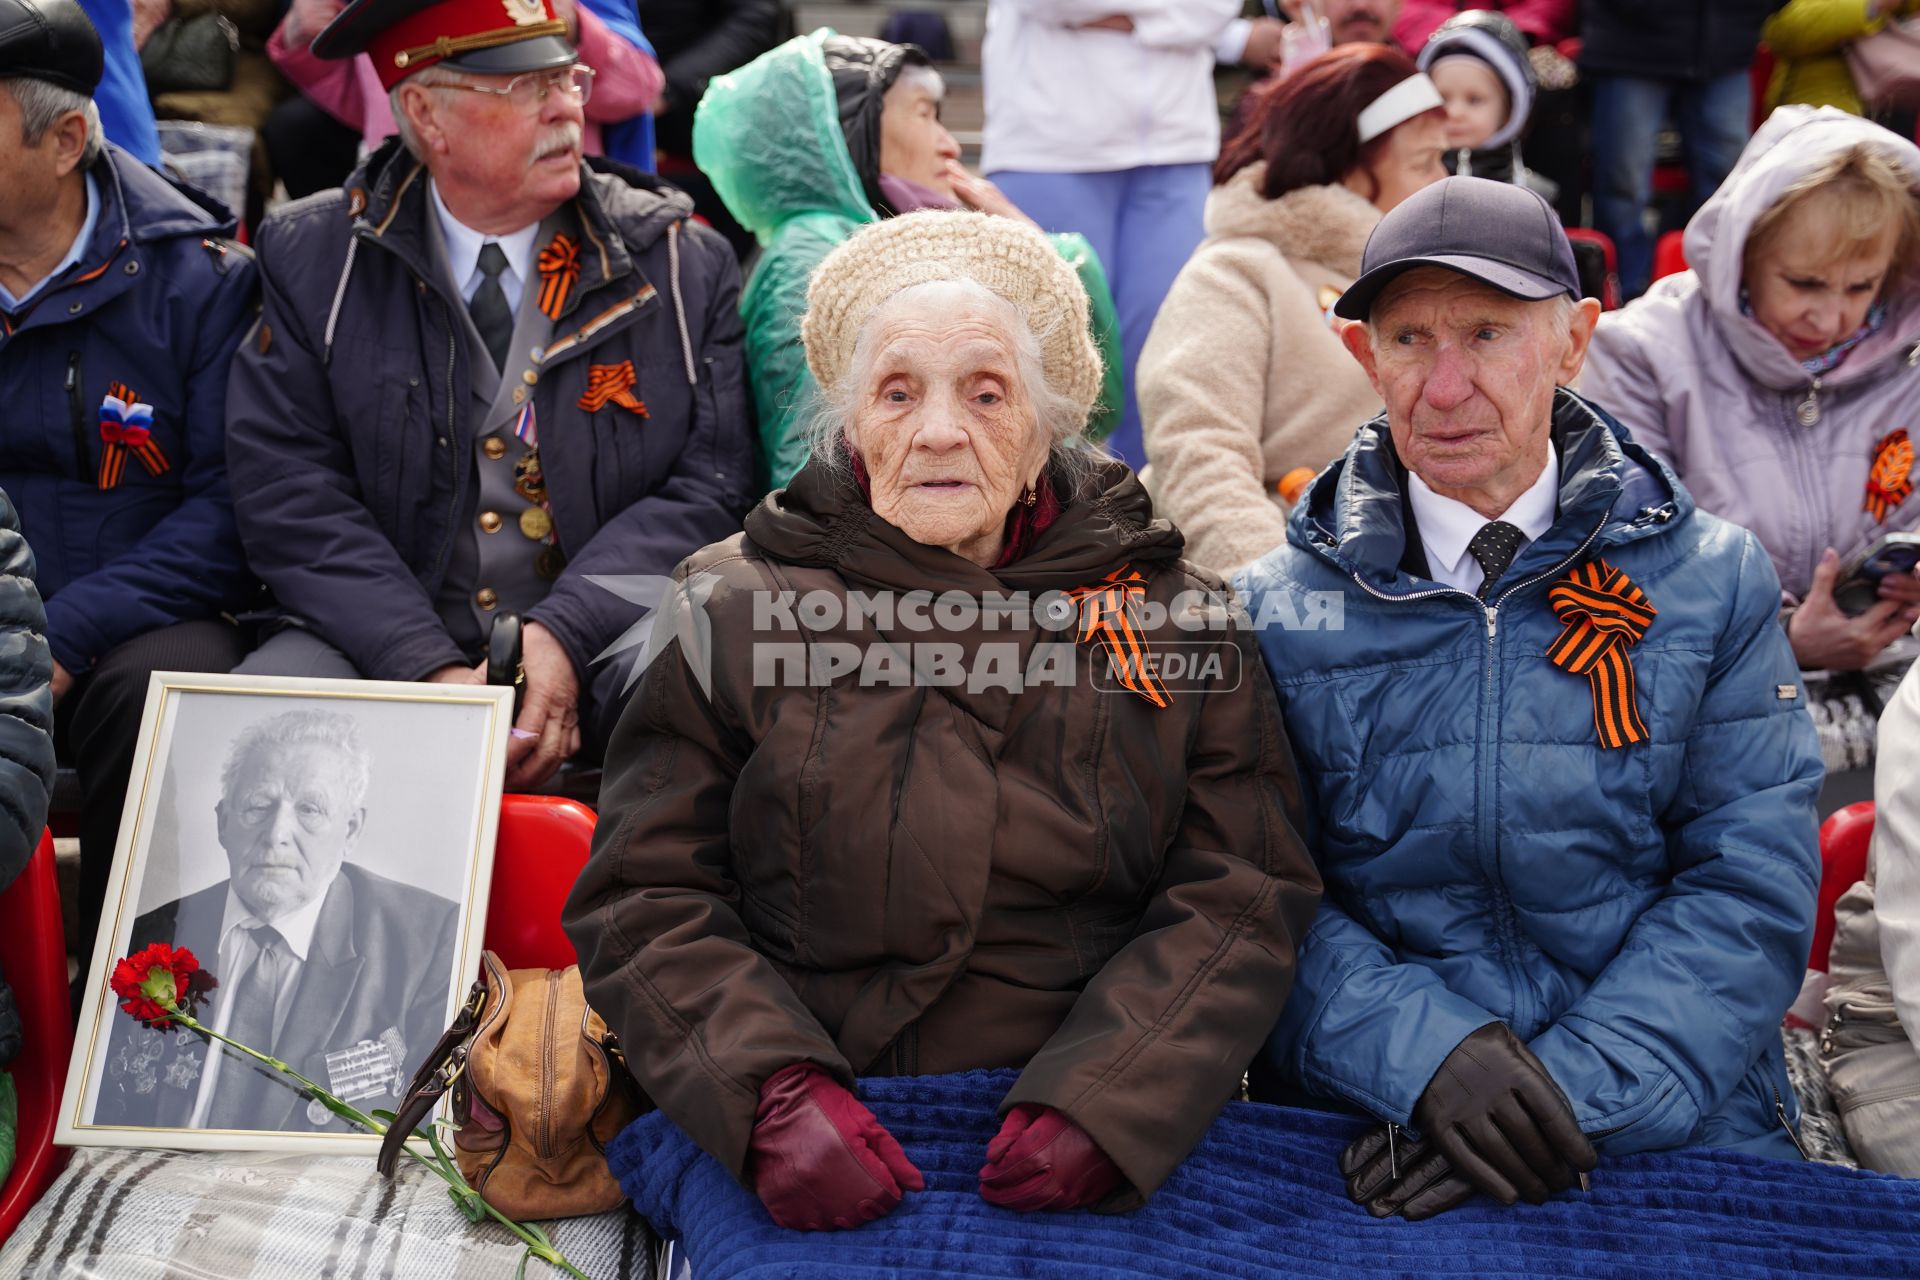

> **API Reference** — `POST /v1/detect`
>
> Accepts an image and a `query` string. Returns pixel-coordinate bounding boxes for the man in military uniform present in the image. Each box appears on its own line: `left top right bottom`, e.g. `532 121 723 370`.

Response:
225 0 753 787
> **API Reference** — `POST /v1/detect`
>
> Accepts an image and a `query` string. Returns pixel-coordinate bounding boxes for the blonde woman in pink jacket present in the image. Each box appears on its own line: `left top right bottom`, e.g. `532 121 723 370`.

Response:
1584 107 1920 678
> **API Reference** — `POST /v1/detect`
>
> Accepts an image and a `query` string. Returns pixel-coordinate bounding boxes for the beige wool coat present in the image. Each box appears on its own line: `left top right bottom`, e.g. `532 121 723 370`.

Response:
1138 167 1383 574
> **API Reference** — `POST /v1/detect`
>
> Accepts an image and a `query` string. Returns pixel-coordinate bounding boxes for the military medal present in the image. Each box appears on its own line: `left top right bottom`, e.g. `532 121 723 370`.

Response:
519 507 553 540
513 450 547 505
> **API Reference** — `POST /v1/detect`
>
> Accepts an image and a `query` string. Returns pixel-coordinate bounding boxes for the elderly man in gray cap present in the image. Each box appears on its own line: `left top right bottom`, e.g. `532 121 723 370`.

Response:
1236 176 1823 1220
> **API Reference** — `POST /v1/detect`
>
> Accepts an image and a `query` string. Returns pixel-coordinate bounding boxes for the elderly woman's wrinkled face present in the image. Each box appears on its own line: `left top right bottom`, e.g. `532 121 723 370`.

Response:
1745 196 1900 361
846 286 1052 566
880 69 961 198
1343 267 1598 514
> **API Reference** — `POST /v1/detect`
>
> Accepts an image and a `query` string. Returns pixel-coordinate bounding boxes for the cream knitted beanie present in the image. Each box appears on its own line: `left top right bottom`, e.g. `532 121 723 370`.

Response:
801 210 1103 425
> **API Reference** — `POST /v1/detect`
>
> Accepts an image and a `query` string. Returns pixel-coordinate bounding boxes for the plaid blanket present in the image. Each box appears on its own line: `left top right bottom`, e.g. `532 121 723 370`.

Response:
0 1148 650 1278
613 1069 1920 1279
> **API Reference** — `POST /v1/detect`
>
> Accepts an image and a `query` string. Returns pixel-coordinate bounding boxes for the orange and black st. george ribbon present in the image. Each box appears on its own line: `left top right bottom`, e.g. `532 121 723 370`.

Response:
1866 428 1914 523
1067 564 1170 709
1546 558 1657 750
536 232 581 321
97 381 170 490
577 360 648 417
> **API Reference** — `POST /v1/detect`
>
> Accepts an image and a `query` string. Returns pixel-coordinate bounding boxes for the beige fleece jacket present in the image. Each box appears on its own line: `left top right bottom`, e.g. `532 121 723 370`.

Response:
1138 167 1382 574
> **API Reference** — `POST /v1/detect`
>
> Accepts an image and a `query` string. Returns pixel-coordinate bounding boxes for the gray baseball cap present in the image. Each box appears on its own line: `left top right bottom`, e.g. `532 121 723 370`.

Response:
1334 176 1582 320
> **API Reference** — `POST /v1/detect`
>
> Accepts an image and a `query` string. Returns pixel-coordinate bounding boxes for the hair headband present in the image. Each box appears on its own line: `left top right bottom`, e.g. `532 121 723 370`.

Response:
1356 73 1444 144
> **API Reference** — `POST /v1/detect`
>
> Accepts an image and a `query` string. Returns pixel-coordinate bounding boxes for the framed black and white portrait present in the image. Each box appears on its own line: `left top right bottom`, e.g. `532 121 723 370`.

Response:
59 673 514 1152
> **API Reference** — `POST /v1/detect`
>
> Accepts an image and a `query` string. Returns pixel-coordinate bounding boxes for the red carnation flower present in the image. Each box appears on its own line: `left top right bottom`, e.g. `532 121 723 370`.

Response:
110 942 203 1028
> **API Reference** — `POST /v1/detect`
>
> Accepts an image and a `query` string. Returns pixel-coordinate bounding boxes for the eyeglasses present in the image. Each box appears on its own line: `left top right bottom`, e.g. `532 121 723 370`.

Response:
432 63 596 111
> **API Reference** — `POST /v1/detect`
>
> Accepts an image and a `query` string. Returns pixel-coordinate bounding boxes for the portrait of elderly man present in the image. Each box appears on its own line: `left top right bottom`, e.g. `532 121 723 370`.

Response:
224 0 753 789
1235 177 1823 1220
566 210 1321 1232
95 708 458 1132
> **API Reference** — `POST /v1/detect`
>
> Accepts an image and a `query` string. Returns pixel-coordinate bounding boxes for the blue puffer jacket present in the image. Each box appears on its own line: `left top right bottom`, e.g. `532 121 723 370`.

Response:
0 145 256 676
1234 389 1822 1160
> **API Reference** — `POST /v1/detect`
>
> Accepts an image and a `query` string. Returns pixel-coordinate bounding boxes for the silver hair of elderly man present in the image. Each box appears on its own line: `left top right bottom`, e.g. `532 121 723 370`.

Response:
803 277 1099 479
3 76 104 166
218 707 374 812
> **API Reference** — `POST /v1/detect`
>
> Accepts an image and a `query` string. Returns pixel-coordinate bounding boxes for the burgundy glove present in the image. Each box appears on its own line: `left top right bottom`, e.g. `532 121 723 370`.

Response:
747 1063 924 1230
978 1103 1126 1212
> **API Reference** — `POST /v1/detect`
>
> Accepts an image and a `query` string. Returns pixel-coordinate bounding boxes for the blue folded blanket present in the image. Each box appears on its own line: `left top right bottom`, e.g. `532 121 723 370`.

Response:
609 1070 1920 1278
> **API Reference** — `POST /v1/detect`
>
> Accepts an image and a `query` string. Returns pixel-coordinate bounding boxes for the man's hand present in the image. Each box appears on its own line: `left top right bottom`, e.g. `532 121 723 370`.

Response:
282 0 345 46
1403 1023 1594 1208
50 660 73 707
942 162 1039 227
1076 14 1134 32
505 621 580 790
1240 16 1286 68
425 661 486 685
1341 1127 1478 1220
1788 548 1920 671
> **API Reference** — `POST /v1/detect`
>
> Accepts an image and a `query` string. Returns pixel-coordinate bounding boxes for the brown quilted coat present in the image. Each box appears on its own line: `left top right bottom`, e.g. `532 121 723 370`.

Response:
564 457 1321 1203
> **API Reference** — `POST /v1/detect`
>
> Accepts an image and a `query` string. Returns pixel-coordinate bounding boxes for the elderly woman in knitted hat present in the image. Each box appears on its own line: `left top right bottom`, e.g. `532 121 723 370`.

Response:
566 210 1319 1230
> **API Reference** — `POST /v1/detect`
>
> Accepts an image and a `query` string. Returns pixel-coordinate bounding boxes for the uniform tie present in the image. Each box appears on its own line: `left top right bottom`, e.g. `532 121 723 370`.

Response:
1466 520 1525 599
470 242 513 371
204 923 286 1130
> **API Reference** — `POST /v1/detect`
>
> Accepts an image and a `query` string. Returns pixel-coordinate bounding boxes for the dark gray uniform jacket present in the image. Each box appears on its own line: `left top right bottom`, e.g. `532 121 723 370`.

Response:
225 142 753 738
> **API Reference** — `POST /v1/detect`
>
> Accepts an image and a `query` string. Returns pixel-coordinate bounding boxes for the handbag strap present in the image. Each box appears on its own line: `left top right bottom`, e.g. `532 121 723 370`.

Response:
376 975 490 1178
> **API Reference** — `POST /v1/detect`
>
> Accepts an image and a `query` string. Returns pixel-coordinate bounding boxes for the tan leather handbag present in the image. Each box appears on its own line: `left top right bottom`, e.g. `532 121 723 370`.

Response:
378 951 644 1219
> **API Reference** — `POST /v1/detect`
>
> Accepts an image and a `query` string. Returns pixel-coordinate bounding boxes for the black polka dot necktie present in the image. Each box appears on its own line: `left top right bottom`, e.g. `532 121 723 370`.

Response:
1467 520 1525 600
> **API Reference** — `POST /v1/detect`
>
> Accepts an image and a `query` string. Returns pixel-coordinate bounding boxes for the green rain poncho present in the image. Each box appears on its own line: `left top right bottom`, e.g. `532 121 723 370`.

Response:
694 30 1123 492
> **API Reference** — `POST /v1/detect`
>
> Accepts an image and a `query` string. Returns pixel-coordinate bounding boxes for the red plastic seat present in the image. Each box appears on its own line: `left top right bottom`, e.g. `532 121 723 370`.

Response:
1652 230 1689 283
0 833 72 1244
482 794 598 971
1811 801 1875 972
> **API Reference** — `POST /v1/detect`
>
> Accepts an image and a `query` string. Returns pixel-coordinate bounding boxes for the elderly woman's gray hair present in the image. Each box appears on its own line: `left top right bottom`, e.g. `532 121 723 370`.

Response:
221 708 372 810
799 210 1104 472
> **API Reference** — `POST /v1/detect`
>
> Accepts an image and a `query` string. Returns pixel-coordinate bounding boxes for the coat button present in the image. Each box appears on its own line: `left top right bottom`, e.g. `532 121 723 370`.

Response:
522 370 538 386
479 511 503 533
67 301 82 314
483 437 507 459
476 588 498 610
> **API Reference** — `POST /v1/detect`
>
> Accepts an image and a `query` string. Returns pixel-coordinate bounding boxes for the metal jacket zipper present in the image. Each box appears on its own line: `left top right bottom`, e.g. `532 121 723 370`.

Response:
65 351 90 481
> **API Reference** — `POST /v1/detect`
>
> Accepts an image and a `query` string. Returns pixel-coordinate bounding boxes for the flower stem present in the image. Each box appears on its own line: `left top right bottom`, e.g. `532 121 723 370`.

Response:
167 1005 591 1279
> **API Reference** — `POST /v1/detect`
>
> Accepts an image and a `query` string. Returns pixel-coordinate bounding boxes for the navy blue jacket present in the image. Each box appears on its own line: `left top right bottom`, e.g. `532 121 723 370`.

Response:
224 143 754 705
1235 390 1822 1159
0 145 256 676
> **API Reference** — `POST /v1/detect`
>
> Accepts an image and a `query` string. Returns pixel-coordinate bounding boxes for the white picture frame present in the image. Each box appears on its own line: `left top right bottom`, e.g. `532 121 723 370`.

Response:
58 672 514 1153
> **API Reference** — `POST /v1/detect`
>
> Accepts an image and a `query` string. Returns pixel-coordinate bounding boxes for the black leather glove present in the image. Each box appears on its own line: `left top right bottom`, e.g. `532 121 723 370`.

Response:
1340 1127 1476 1220
1342 1022 1596 1216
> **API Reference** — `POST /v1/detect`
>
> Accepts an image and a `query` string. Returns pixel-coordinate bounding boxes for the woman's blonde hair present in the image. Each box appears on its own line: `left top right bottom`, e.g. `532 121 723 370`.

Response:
1744 144 1920 281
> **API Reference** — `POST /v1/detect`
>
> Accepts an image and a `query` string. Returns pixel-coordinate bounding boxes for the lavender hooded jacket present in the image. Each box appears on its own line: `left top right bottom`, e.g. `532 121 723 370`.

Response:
1582 106 1920 604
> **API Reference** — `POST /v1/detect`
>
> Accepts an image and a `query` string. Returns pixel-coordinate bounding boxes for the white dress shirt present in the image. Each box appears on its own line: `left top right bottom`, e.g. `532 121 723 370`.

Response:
1407 443 1559 596
430 179 539 314
186 883 331 1128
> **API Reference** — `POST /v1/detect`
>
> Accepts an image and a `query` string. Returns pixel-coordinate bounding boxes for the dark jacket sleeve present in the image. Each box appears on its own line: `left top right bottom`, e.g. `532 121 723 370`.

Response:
659 0 781 112
43 246 258 675
225 213 468 682
1528 530 1822 1154
0 491 55 893
525 224 754 678
1001 618 1322 1202
564 567 850 1183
